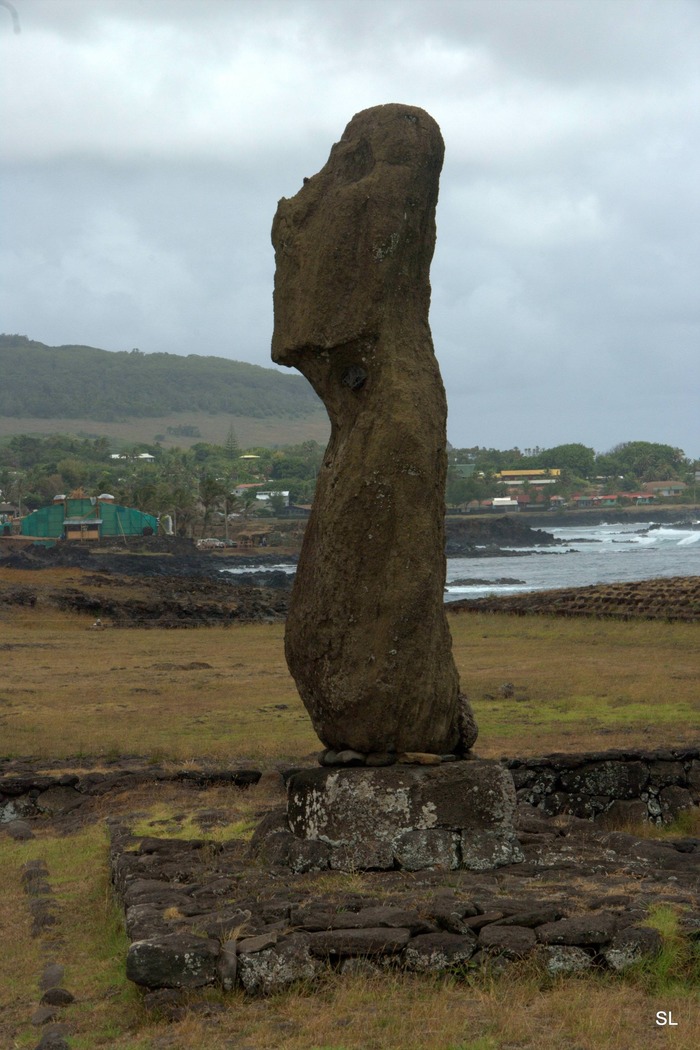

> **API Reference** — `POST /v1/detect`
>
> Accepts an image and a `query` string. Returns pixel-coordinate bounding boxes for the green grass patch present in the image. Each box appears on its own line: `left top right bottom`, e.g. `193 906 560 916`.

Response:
130 806 257 842
636 905 700 994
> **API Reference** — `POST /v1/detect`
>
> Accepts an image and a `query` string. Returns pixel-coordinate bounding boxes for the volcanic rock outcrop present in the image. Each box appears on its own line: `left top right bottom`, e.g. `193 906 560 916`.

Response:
271 103 475 754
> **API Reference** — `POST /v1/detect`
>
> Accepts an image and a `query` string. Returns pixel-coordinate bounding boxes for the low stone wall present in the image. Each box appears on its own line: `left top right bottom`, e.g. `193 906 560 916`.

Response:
0 766 261 826
108 820 686 1000
3 749 699 828
504 747 700 823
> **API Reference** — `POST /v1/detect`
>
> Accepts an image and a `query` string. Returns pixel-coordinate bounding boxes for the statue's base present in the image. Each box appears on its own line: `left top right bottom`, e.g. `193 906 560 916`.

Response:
278 760 523 872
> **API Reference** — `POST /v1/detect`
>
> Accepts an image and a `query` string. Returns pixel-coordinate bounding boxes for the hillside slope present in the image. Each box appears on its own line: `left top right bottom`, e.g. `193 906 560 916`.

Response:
0 335 320 422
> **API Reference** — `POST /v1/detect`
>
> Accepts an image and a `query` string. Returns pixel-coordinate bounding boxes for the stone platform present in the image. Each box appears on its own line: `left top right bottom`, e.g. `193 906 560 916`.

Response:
271 759 524 872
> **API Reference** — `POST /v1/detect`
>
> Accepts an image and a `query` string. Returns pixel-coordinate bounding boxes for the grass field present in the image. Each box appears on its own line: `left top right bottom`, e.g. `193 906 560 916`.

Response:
1 595 699 1049
1 814 699 1050
0 409 330 450
1 600 698 762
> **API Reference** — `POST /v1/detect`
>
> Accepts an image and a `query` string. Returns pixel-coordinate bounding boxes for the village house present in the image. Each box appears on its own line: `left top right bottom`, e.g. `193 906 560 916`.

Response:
642 481 687 498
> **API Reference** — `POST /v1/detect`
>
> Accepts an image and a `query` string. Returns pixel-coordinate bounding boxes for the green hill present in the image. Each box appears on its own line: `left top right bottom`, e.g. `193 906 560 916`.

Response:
0 335 321 422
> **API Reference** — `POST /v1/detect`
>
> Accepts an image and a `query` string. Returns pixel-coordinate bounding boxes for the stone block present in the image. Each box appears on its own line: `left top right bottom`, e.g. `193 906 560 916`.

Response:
393 829 459 870
309 927 411 957
35 786 85 815
126 933 220 988
542 945 594 975
603 926 663 972
478 925 537 958
648 761 686 786
237 935 320 996
601 799 650 826
658 786 695 821
559 761 648 799
536 913 618 947
403 931 476 972
287 761 520 872
460 830 524 871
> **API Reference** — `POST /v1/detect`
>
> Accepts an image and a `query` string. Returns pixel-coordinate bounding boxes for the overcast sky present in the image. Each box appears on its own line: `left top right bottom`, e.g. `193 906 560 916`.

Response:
1 0 698 456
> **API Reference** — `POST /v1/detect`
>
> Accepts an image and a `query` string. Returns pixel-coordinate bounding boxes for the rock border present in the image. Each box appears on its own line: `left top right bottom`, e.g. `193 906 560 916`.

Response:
108 812 698 999
3 748 698 827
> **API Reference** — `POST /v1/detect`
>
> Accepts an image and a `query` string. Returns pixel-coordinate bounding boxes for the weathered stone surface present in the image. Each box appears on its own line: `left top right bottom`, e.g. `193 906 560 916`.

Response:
492 907 565 929
603 926 663 971
35 786 85 815
252 829 331 873
329 838 395 871
39 963 64 991
460 829 524 871
287 761 519 874
601 799 649 826
0 796 37 823
394 829 459 870
271 103 475 755
309 927 411 957
425 896 480 933
33 1027 71 1050
40 988 75 1006
542 945 594 975
31 1005 60 1026
295 906 431 934
238 931 278 954
218 941 238 992
126 933 220 988
536 913 618 947
237 935 320 996
464 912 505 931
477 925 537 958
6 818 35 840
403 931 476 972
658 785 694 820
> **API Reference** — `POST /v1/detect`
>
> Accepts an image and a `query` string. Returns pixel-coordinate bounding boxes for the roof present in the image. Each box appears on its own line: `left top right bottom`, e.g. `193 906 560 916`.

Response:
643 481 687 491
496 469 561 478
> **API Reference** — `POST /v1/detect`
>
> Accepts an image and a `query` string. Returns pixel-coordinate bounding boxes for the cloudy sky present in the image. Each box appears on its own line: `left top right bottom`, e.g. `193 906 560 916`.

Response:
1 0 699 456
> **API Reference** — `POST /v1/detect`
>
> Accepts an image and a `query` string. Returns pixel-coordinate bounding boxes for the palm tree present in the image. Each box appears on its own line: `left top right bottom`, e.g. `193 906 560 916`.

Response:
198 475 228 535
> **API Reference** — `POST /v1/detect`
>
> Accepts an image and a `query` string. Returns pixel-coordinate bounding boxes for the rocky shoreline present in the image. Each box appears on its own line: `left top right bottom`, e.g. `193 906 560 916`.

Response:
1 517 698 625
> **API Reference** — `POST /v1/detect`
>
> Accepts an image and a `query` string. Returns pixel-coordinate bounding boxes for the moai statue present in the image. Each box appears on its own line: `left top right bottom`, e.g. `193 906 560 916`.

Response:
271 104 476 757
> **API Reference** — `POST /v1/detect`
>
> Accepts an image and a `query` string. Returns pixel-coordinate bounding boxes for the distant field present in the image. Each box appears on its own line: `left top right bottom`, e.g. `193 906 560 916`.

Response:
0 409 330 449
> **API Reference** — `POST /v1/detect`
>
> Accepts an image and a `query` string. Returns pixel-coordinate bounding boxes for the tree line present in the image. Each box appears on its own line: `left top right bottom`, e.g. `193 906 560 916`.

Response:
0 431 324 534
1 433 695 535
446 441 696 506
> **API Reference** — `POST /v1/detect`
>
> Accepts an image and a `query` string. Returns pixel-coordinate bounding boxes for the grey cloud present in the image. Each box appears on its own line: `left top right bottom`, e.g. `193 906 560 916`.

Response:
1 0 698 455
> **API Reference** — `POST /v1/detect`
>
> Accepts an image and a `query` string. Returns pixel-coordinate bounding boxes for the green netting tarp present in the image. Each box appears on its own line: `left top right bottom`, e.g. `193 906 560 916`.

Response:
21 499 158 538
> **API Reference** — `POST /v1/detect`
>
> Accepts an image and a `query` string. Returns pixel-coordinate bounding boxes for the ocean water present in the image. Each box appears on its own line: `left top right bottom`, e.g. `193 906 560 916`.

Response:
444 520 700 602
221 520 699 601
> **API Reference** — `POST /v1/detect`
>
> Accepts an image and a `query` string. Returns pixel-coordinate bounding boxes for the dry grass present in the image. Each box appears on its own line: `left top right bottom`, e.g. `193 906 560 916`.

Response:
2 816 699 1050
0 603 313 764
2 593 699 1048
0 409 330 450
0 824 141 1049
1 591 698 762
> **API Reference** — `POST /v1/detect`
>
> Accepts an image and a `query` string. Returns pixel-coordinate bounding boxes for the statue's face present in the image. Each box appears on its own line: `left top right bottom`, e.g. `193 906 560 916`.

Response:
271 106 444 363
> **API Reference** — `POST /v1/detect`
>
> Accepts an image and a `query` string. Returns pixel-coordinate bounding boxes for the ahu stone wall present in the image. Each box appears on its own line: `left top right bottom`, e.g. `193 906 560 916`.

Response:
504 748 700 824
